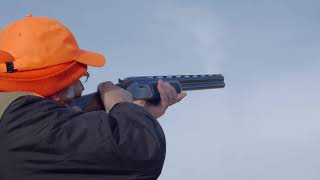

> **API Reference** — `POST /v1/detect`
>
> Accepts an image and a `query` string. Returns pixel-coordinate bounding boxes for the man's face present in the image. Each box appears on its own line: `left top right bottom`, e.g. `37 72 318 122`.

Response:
49 80 84 105
73 80 84 98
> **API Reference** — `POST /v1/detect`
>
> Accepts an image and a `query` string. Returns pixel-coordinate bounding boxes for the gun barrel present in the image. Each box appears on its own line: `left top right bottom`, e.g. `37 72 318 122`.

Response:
121 74 225 91
122 74 223 82
181 81 225 91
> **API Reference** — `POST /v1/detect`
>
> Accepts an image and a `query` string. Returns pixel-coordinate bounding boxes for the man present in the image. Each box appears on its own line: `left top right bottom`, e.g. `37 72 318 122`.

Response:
0 15 186 180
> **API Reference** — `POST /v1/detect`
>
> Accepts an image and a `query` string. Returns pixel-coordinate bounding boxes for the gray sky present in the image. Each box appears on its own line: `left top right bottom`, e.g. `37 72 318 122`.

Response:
1 0 320 179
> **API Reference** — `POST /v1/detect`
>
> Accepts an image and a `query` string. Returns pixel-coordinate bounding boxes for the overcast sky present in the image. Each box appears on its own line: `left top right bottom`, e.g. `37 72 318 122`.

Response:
1 1 320 179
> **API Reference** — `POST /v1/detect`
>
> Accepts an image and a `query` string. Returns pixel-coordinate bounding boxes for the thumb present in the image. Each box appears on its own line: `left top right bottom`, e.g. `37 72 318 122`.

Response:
176 92 187 102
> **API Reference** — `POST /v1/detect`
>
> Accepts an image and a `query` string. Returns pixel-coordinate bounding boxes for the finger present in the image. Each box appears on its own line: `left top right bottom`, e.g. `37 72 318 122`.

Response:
101 81 114 87
176 92 187 102
98 81 116 91
163 82 179 105
158 80 170 106
162 81 177 104
164 82 178 99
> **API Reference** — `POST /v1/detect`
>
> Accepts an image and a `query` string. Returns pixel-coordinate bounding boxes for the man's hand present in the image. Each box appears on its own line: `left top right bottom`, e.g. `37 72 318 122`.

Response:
134 80 187 119
98 81 133 112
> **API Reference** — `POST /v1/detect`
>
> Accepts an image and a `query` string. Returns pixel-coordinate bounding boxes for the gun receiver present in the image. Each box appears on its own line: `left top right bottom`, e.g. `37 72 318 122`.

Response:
69 74 225 112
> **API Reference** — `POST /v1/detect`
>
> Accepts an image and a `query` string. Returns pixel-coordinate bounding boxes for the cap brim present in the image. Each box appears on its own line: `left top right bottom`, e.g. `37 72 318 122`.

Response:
75 49 106 67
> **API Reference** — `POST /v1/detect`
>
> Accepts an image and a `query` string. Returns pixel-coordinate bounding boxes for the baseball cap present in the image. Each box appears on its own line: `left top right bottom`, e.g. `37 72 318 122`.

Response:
0 14 106 96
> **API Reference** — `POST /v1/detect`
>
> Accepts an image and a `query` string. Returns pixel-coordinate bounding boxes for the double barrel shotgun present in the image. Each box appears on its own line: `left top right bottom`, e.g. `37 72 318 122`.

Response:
70 74 225 112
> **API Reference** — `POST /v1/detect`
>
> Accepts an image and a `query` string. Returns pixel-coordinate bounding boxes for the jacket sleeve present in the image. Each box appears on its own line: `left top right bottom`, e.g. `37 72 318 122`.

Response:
2 95 166 179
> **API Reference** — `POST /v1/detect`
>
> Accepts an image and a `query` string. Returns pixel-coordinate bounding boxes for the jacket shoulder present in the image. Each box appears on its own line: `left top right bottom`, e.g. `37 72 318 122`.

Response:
0 92 40 121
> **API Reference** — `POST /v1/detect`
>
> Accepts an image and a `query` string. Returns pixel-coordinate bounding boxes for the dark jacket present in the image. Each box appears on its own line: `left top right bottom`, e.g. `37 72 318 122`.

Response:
0 95 166 180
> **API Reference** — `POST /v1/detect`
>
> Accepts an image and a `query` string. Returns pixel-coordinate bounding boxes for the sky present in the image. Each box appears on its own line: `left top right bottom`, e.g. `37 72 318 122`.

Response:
1 0 320 179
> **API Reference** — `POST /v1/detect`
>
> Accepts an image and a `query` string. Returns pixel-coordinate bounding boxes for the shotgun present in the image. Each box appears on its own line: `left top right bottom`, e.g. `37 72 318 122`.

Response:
69 74 225 112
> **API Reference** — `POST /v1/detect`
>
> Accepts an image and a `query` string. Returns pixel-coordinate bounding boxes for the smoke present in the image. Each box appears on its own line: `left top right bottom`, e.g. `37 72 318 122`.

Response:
151 5 225 73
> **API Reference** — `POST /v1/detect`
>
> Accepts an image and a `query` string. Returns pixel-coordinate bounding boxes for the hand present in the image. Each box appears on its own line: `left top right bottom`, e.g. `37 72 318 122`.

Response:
98 81 133 112
134 80 187 119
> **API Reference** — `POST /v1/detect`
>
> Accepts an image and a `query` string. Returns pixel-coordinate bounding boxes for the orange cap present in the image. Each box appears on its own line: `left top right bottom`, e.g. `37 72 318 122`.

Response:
0 15 106 96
